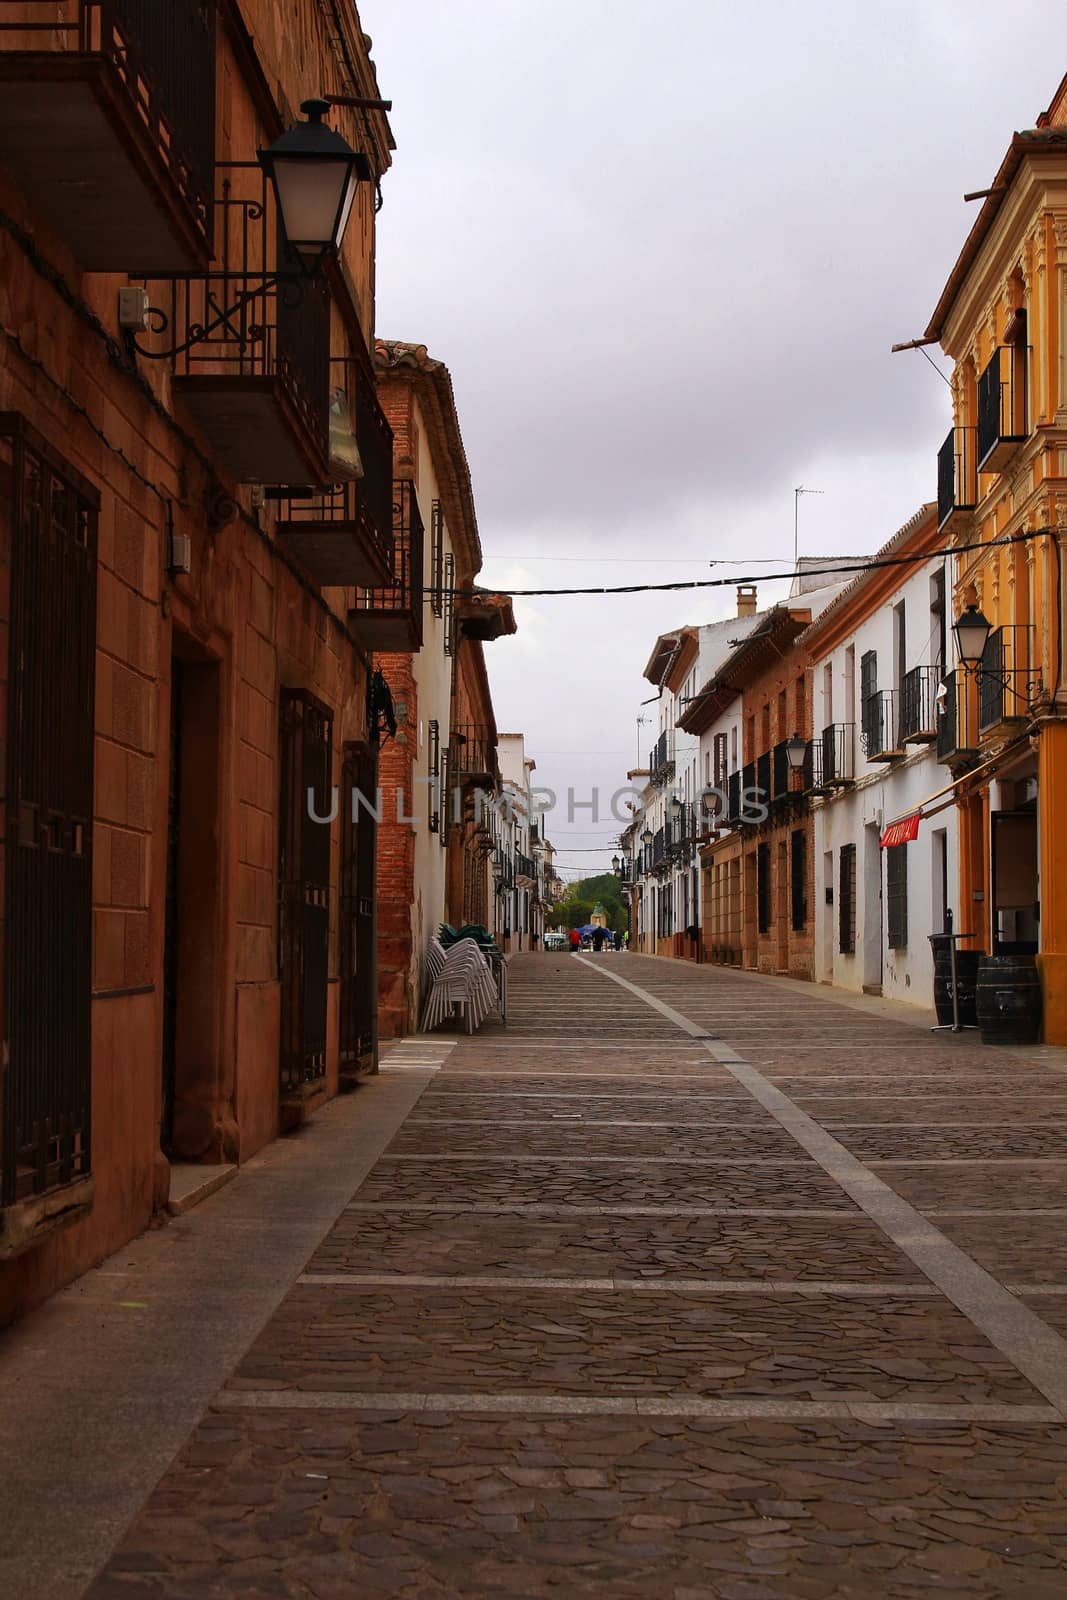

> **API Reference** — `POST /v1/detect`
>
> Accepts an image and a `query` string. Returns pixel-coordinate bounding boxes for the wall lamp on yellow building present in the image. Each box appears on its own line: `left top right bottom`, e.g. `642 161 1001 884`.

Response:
132 100 370 360
953 602 1041 711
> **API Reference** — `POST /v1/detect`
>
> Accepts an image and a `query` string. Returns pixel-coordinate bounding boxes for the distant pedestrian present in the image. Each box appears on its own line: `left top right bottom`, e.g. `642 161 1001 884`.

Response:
592 926 605 953
614 929 623 951
569 927 581 954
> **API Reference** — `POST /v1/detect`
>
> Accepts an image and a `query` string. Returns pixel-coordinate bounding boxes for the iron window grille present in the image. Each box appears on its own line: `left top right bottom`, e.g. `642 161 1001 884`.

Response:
838 843 856 955
1 416 98 1208
756 843 771 935
791 828 807 932
278 688 332 1093
442 551 455 656
713 731 729 790
886 842 908 950
430 500 444 616
428 719 441 833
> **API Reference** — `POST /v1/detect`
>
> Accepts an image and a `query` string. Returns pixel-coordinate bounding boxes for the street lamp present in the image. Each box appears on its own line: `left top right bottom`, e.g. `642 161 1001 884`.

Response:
611 854 621 874
953 603 992 668
784 732 808 771
641 826 653 846
259 99 370 269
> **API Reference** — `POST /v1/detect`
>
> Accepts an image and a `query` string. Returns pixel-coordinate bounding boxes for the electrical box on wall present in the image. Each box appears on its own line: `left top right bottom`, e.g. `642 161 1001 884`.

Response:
118 286 150 331
167 531 192 575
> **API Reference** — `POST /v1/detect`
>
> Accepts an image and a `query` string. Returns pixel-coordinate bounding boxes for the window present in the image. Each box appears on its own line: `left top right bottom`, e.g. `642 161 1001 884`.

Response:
1 420 98 1207
931 568 946 668
791 829 807 931
887 842 908 949
428 718 441 831
794 673 805 734
893 602 906 701
839 844 856 954
442 551 455 656
757 844 771 934
822 662 833 726
731 725 737 766
860 649 878 748
430 500 444 616
279 690 333 1092
713 731 728 789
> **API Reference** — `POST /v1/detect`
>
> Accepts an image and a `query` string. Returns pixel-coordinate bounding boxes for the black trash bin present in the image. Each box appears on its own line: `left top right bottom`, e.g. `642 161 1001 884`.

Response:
929 935 982 1029
976 953 1043 1046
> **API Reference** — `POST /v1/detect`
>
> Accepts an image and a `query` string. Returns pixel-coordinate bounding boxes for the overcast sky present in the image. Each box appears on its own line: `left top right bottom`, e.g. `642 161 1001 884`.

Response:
368 1 1058 879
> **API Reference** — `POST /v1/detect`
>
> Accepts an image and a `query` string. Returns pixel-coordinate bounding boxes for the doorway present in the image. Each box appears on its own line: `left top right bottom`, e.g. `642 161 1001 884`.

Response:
776 839 789 971
862 821 883 994
991 808 1039 955
162 644 222 1159
340 740 379 1082
822 850 834 981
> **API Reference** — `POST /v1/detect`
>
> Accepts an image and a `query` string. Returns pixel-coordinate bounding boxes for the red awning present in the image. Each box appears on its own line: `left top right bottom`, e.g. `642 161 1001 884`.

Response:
880 813 920 849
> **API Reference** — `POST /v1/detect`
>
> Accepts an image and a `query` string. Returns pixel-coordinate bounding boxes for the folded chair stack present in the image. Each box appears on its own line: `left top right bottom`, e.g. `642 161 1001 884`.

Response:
420 934 498 1034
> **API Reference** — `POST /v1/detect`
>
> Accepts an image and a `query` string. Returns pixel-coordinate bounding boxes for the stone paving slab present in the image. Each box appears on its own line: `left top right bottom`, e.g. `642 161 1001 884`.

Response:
827 1127 1067 1161
409 1092 766 1121
308 1210 925 1284
934 1218 1067 1286
87 1408 1067 1600
226 1285 1042 1405
388 1123 807 1159
810 1097 1067 1124
874 1161 1067 1213
355 1156 856 1210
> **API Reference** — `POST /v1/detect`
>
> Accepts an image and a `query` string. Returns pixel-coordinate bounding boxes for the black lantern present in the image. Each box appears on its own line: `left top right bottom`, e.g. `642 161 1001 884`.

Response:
784 732 807 771
611 854 621 873
259 99 370 268
641 826 653 846
669 795 683 819
953 603 992 668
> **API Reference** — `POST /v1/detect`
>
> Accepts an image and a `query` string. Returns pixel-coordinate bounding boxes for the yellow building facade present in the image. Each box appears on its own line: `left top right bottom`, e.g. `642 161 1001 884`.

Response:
926 74 1067 1039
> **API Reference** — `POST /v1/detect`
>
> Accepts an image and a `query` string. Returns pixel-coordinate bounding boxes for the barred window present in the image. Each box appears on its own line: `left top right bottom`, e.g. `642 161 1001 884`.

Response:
428 719 440 832
839 843 856 954
886 842 908 949
790 828 807 932
713 731 728 790
757 843 771 935
430 500 444 616
442 551 455 656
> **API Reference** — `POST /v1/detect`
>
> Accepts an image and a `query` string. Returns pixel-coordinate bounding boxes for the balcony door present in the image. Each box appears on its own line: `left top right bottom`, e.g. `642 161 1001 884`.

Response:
278 690 332 1095
339 741 379 1080
991 809 1038 956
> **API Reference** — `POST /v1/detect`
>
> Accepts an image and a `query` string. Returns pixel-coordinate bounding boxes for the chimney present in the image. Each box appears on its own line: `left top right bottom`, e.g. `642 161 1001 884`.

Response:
736 584 757 617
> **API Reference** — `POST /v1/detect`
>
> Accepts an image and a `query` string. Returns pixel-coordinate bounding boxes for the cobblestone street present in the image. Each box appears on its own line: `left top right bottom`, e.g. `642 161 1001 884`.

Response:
29 955 1067 1596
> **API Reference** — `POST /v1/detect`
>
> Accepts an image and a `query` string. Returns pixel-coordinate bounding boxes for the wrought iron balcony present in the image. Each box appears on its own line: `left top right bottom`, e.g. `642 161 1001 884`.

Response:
937 425 978 530
978 625 1040 733
741 760 756 823
516 852 537 887
801 736 824 794
861 691 902 762
150 164 330 484
936 669 978 769
900 664 939 744
771 741 802 807
977 345 1028 473
726 769 742 825
648 729 675 785
276 374 396 588
821 724 855 787
449 724 497 789
348 480 423 651
756 751 771 812
651 826 665 867
0 1 216 271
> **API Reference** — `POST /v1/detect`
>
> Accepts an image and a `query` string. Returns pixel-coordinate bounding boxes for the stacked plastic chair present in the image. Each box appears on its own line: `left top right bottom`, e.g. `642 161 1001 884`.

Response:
420 934 499 1034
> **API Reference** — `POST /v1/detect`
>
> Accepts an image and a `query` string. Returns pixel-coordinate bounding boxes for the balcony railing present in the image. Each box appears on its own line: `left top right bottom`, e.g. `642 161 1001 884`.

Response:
651 827 665 867
155 165 331 484
741 759 756 823
516 852 537 886
937 425 978 530
801 736 823 794
648 729 675 785
449 724 497 788
821 724 855 787
979 625 1039 732
348 481 423 650
900 665 939 744
936 669 977 768
772 740 799 807
0 1 216 271
726 769 742 825
861 691 902 762
977 345 1028 473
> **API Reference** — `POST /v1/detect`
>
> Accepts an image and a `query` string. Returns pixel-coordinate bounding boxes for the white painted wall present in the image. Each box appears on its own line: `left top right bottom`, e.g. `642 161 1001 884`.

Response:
810 555 958 1010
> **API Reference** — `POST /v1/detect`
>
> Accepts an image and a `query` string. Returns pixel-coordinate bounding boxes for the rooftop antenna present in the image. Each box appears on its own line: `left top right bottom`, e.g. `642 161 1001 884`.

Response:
794 486 825 572
636 711 650 768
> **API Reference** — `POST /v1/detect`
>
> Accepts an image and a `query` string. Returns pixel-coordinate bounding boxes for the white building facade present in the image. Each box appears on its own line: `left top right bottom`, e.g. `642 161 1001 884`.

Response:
804 509 958 1011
